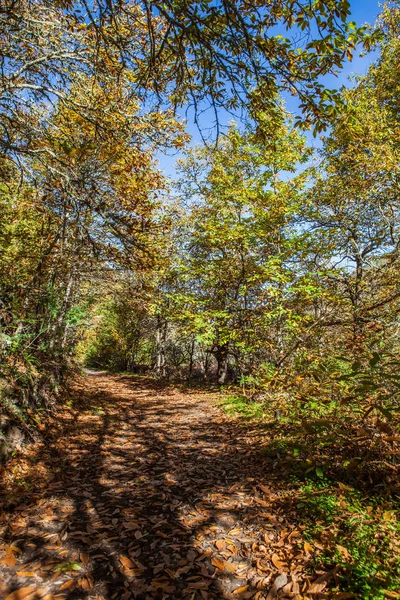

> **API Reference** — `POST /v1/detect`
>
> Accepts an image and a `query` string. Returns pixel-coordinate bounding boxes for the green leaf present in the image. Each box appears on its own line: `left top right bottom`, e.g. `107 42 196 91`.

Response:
53 562 82 573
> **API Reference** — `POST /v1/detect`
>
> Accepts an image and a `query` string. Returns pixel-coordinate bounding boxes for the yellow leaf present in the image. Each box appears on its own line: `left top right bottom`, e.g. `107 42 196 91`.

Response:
271 553 286 570
211 557 225 570
224 562 237 574
6 588 39 600
304 542 313 554
336 545 351 560
382 591 400 599
233 585 249 594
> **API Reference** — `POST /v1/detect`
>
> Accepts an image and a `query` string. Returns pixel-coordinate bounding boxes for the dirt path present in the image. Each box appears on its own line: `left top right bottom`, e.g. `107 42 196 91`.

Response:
0 372 325 600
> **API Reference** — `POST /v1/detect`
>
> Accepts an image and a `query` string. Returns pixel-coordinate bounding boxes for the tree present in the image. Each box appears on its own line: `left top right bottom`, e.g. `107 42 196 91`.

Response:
174 112 312 384
0 0 373 165
306 7 400 356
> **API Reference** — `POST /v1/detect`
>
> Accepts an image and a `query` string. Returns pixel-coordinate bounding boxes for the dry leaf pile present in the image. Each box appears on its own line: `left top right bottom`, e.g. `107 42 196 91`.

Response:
0 372 348 599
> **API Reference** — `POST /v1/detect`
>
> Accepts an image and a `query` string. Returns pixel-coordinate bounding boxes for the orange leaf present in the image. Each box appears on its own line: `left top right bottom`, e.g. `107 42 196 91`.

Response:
211 557 225 570
304 542 313 554
6 588 39 600
1 554 17 568
233 585 249 595
120 555 135 569
59 580 75 591
224 562 237 574
271 554 286 571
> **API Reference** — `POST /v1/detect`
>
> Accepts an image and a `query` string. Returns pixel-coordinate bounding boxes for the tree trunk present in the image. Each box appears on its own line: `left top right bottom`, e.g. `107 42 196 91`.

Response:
49 264 77 353
155 315 167 377
188 338 195 380
215 344 229 385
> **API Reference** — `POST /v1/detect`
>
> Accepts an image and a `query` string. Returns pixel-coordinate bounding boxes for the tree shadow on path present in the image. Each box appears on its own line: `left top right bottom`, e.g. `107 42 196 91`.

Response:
0 372 318 600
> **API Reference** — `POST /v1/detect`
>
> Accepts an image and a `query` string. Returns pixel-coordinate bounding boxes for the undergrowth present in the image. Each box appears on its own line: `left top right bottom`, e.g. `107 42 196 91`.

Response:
220 391 400 599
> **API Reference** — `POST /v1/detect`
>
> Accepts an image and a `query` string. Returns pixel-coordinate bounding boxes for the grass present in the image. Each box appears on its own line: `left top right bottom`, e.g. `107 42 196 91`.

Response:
299 480 400 599
220 392 400 599
221 394 270 420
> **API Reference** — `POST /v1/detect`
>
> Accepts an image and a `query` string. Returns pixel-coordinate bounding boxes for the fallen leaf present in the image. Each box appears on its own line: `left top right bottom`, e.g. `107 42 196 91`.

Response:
120 556 135 569
224 562 237 574
0 578 11 597
1 547 17 567
211 557 225 570
304 542 313 554
6 587 39 600
79 553 89 565
266 573 288 600
59 581 75 591
336 545 351 560
271 554 285 571
308 568 338 593
233 585 249 595
53 562 81 573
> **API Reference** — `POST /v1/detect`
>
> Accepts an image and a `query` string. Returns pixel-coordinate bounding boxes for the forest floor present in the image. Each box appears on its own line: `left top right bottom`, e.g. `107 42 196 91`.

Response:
0 371 395 600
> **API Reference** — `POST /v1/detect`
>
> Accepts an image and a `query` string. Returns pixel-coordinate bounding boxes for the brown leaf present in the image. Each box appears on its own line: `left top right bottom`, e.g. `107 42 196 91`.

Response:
215 540 225 551
125 568 145 577
120 555 135 569
16 572 36 577
187 550 197 562
59 581 75 591
211 557 225 570
187 580 209 590
336 544 351 560
1 547 17 567
233 585 249 595
271 554 285 571
266 573 288 600
151 579 176 593
0 578 11 597
304 542 313 554
308 568 338 593
78 577 92 590
6 588 39 600
224 561 237 574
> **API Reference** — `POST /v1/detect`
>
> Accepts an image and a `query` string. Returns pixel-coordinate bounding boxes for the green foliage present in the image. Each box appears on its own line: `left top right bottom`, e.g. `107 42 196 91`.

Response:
220 395 269 421
337 350 400 419
300 482 400 599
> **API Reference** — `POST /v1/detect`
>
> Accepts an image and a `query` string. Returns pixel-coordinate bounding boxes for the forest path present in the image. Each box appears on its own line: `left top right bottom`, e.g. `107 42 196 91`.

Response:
0 372 320 600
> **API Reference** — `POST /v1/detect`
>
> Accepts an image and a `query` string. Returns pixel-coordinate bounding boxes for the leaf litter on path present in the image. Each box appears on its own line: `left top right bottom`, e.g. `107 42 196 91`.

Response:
0 372 339 599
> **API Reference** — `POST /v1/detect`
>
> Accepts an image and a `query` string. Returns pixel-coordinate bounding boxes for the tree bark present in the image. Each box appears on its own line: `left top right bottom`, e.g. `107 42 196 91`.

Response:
215 344 229 385
155 315 167 377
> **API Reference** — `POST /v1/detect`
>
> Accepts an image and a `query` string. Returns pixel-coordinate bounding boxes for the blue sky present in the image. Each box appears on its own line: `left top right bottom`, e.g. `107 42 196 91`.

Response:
158 0 383 178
